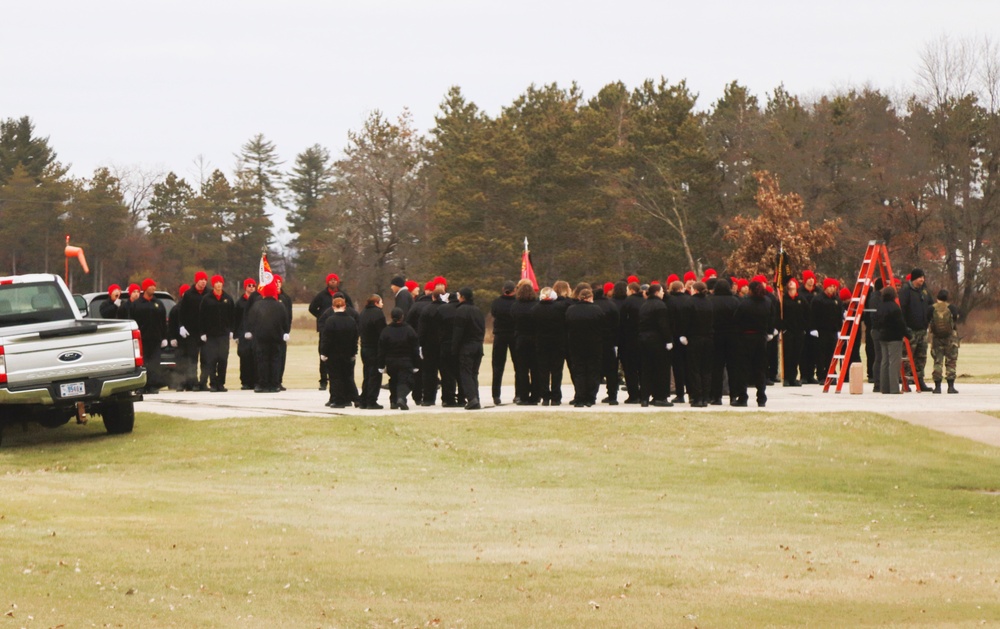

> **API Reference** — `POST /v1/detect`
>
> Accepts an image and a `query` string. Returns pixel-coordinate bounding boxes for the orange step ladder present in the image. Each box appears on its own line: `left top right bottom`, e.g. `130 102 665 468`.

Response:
823 240 918 393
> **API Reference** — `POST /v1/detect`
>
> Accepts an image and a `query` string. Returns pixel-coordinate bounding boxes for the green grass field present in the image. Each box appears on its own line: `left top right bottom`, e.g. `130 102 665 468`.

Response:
3 409 999 627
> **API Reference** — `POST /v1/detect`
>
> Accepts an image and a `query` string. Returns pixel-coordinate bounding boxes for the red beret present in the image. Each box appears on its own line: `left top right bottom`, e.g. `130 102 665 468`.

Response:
326 273 340 284
210 275 224 286
752 274 767 284
666 274 679 284
704 268 717 278
273 274 283 283
683 271 697 282
736 279 749 289
141 278 156 291
194 270 208 283
178 283 190 297
839 287 852 301
259 282 279 299
433 276 447 287
802 270 816 281
626 275 639 284
651 280 661 285
603 282 614 295
424 281 435 292
823 278 839 290
127 283 141 294
786 278 799 288
766 285 774 293
244 278 256 288
107 283 121 297
405 280 418 291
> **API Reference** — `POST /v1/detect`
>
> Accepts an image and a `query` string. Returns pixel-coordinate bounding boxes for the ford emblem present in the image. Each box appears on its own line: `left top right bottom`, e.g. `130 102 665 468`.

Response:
58 351 83 362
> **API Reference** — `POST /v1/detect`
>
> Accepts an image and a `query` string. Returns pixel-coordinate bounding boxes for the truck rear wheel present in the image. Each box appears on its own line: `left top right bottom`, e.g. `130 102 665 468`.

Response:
102 400 135 434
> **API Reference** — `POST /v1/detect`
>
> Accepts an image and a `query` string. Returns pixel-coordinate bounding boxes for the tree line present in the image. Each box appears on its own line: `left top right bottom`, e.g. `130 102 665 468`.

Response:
1 37 998 319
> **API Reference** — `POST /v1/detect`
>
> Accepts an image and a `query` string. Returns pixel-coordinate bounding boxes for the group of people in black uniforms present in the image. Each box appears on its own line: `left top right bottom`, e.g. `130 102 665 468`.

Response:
310 275 486 410
103 271 293 395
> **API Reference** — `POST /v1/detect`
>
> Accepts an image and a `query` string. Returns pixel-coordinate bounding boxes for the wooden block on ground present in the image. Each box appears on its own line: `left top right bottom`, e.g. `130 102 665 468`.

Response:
849 362 864 394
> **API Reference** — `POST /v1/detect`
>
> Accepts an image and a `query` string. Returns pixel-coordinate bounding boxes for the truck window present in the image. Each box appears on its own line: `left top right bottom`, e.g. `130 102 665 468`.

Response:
0 283 74 326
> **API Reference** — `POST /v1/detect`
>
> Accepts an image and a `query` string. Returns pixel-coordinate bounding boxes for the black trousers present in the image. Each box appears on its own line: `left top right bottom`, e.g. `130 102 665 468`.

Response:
602 344 619 400
640 341 670 402
421 348 440 404
491 333 514 401
200 335 229 388
278 340 287 386
817 330 837 384
734 333 768 404
142 342 163 389
254 340 281 390
316 335 328 386
513 338 538 403
685 336 712 403
327 357 356 406
387 359 414 405
535 345 565 404
767 336 779 381
711 333 738 401
802 333 819 381
457 345 483 404
440 346 461 405
569 349 601 405
619 342 641 401
238 338 256 388
670 342 686 397
782 331 804 383
360 347 383 406
178 337 201 389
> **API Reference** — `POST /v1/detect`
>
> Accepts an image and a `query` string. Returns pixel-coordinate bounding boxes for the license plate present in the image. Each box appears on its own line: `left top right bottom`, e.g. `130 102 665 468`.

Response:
59 382 86 398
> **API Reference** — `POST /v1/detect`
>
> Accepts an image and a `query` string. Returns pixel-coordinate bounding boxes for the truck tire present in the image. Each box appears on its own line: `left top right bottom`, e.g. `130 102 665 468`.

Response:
102 400 135 434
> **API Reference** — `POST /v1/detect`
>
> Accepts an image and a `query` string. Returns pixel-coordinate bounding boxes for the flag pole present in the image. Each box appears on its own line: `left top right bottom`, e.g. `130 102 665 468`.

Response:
777 242 785 384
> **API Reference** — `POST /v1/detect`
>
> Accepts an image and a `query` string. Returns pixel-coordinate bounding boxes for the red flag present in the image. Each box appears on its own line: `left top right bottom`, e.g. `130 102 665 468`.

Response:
521 249 539 291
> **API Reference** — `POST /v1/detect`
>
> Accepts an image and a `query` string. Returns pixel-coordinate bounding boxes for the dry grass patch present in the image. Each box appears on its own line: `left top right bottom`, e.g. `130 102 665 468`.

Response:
1 411 999 627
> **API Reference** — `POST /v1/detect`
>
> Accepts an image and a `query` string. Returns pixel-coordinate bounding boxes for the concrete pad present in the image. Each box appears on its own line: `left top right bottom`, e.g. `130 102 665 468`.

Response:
135 383 1000 448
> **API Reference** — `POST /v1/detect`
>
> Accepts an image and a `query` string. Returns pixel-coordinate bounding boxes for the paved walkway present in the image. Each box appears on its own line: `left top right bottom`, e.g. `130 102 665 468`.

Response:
136 383 1000 448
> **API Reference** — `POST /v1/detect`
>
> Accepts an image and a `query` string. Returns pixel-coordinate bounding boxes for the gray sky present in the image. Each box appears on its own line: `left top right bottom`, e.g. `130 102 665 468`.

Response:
3 0 996 182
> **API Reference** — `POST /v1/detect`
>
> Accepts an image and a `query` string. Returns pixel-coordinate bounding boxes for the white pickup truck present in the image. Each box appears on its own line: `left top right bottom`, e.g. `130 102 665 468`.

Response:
0 274 146 444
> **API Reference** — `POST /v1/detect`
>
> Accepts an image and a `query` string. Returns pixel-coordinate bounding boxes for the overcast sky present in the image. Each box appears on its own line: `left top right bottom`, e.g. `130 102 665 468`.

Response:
3 0 996 183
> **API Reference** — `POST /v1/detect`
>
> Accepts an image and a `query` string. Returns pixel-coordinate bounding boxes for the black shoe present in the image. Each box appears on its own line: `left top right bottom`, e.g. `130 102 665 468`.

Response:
542 399 550 406
465 399 481 410
623 397 640 405
730 399 748 407
513 396 522 404
144 387 160 394
369 403 384 410
390 403 398 410
640 400 649 407
757 401 766 408
419 401 435 407
216 386 228 393
709 398 723 406
493 397 502 406
550 401 561 406
802 378 819 385
607 399 619 406
330 403 347 409
947 379 958 394
671 395 685 404
933 381 942 394
278 386 286 392
652 399 673 407
254 386 265 393
442 401 463 408
318 383 327 390
398 401 409 410
241 385 254 390
574 402 586 408
600 396 611 403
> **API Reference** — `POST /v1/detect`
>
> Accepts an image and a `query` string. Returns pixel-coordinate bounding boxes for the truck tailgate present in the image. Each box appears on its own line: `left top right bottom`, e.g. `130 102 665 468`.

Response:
2 321 138 387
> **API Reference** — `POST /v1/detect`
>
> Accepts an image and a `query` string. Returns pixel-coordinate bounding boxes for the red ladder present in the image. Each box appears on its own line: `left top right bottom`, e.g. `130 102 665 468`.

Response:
823 241 919 393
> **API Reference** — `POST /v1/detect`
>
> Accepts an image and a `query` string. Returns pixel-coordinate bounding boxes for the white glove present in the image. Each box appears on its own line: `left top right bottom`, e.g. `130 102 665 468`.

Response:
666 342 674 351
244 332 252 340
200 334 207 342
282 333 289 342
160 339 168 348
418 347 423 360
113 298 121 307
230 332 234 340
412 368 420 373
378 368 385 374
170 339 178 347
613 346 618 356
766 333 774 342
320 355 328 362
772 329 778 337
810 330 819 338
179 326 189 338
679 336 688 346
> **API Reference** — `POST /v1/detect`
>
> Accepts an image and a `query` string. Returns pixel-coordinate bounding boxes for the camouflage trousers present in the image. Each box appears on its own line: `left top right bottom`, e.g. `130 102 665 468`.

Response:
910 329 928 379
931 332 959 381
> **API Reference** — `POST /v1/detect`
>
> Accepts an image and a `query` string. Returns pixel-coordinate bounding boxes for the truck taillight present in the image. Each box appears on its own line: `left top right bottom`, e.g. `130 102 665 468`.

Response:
0 345 6 384
132 330 144 367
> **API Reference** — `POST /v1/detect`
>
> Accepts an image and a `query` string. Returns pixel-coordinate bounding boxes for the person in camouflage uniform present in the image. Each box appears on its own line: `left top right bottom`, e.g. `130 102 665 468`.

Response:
930 289 961 394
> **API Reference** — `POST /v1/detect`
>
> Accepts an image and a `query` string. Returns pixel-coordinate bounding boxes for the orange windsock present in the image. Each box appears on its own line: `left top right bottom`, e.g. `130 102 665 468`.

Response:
65 245 89 274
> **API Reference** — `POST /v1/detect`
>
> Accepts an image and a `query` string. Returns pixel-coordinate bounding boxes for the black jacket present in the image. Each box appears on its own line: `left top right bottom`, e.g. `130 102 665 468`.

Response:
638 295 672 344
874 300 911 342
393 287 414 318
309 288 354 330
665 291 692 340
452 301 486 353
321 311 359 359
199 291 235 337
780 292 809 333
898 280 934 331
565 301 605 355
619 293 644 347
490 294 517 338
710 284 741 335
811 293 842 333
359 304 388 350
234 293 255 337
733 295 772 334
99 298 122 319
687 292 714 338
178 287 209 337
408 295 433 340
532 299 566 352
247 297 291 344
593 296 620 349
130 296 167 345
378 322 420 368
511 299 538 347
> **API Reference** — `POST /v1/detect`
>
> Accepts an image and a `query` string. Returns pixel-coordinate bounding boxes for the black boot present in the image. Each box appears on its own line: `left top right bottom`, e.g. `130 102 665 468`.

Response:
947 379 958 394
933 380 942 394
